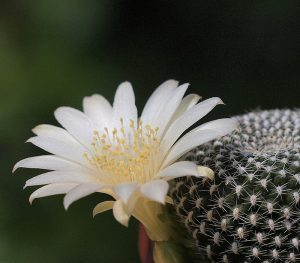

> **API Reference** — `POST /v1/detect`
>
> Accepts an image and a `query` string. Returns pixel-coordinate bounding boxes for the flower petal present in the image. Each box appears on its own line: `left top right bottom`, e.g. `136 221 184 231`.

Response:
24 171 95 188
27 137 86 165
93 201 115 217
165 196 174 204
170 94 201 122
111 81 137 130
25 171 95 188
13 155 90 173
162 118 237 167
83 94 112 130
156 161 201 180
27 132 87 166
197 166 215 180
161 97 224 156
140 180 169 204
113 182 138 204
32 124 70 137
126 191 141 213
155 83 189 138
141 80 178 126
113 199 131 227
54 106 95 148
63 182 103 210
29 183 77 204
195 118 238 133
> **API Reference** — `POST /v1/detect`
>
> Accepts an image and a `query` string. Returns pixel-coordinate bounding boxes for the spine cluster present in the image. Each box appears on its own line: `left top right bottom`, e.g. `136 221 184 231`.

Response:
171 109 300 263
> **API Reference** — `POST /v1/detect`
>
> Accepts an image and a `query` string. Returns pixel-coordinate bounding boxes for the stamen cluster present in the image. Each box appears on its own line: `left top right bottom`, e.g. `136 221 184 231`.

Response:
85 119 160 184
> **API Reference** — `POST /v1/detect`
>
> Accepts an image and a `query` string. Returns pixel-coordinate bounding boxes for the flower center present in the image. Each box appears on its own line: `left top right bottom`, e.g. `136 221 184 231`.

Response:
84 119 160 183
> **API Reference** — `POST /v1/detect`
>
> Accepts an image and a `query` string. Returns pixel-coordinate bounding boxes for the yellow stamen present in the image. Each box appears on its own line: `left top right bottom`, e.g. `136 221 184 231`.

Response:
86 119 160 184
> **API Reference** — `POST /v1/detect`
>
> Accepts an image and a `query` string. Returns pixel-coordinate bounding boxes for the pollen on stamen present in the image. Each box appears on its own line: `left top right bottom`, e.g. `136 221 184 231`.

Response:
85 119 161 183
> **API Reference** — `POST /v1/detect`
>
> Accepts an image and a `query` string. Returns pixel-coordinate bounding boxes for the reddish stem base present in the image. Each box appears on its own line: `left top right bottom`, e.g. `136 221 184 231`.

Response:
138 224 154 263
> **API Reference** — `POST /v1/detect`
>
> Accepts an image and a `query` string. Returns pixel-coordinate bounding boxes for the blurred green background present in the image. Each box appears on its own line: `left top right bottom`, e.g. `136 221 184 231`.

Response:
0 1 299 262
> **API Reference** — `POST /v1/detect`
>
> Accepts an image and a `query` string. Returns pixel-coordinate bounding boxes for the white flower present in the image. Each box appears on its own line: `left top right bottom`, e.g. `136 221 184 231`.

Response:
14 80 237 227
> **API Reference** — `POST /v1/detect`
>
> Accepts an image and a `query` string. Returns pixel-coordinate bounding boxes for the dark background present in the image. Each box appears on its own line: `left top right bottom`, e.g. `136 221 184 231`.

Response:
0 0 299 262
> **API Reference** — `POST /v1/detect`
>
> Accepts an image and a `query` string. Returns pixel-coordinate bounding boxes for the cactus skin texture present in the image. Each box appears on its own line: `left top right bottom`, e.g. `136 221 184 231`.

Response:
171 109 300 263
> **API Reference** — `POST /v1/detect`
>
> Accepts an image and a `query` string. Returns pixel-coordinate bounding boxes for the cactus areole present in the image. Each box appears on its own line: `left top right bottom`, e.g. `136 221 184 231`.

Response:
171 109 300 263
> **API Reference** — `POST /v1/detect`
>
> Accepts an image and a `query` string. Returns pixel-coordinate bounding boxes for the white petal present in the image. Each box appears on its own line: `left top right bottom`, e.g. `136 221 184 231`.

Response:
27 136 87 165
195 118 238 133
113 199 131 227
113 182 138 204
141 80 178 125
63 183 103 209
162 119 237 167
25 171 95 187
13 155 90 173
170 94 201 122
54 106 95 148
197 166 215 180
155 83 189 138
111 82 137 130
140 180 169 204
29 183 77 204
93 201 115 217
32 124 70 137
30 123 88 162
156 161 200 180
83 94 112 130
161 97 224 156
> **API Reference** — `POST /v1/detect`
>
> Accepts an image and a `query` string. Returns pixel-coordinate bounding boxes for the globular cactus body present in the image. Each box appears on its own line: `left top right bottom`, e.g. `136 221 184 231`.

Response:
171 109 300 263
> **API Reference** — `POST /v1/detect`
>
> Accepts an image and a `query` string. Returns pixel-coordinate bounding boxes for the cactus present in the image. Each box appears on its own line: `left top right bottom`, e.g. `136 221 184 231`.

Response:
171 109 300 263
